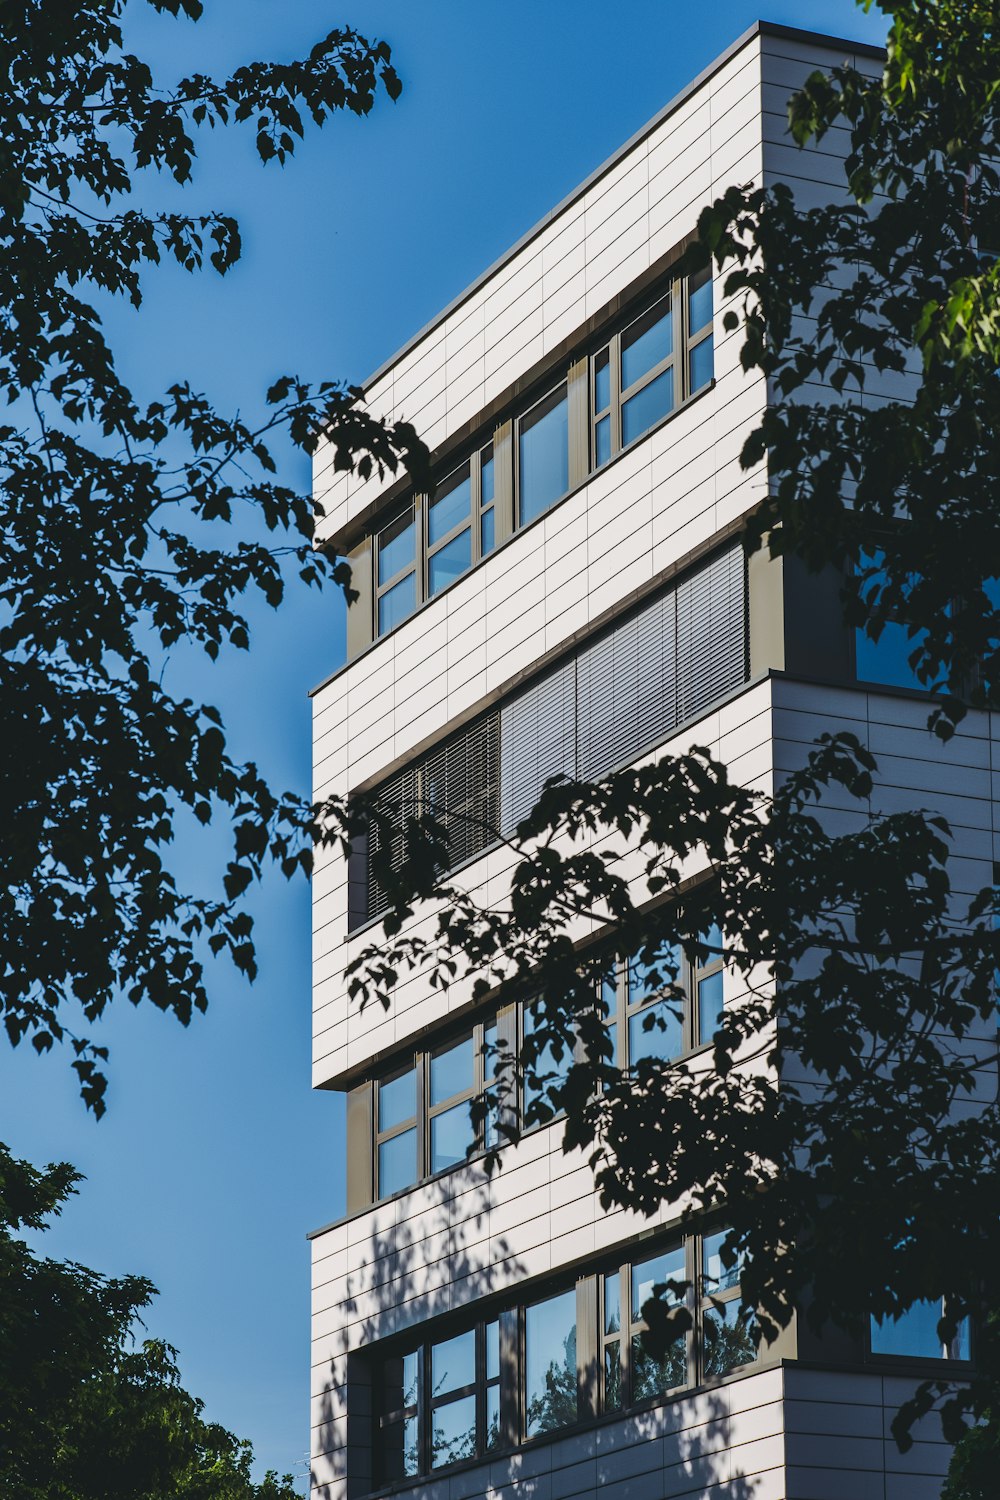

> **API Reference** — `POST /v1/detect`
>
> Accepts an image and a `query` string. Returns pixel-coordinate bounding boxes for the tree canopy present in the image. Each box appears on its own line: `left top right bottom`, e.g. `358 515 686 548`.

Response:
337 3 1000 1492
0 0 426 1114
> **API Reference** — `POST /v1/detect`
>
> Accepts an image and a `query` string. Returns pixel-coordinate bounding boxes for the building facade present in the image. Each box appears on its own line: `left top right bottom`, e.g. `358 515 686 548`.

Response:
309 24 986 1500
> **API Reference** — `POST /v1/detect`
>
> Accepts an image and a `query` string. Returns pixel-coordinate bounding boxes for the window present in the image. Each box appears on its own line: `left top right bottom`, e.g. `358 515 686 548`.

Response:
602 1244 688 1411
367 262 716 644
687 263 714 393
376 505 418 635
371 1226 756 1483
426 447 497 600
870 1299 971 1361
701 1226 757 1375
372 1017 499 1201
854 548 931 691
522 998 573 1124
524 1288 578 1437
518 382 569 525
591 271 713 469
600 922 726 1069
377 1319 501 1483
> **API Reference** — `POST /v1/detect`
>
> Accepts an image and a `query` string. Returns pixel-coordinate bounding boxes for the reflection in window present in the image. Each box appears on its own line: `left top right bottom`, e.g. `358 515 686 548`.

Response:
377 1065 418 1198
519 383 568 525
630 1246 687 1399
525 1289 578 1437
429 1034 476 1173
695 922 725 1043
854 549 930 691
627 945 684 1065
430 1330 477 1467
380 1348 420 1481
870 1299 970 1360
687 263 714 392
701 1226 756 1376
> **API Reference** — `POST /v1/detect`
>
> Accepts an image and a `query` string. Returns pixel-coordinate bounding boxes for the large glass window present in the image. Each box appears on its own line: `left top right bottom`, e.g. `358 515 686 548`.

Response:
629 1245 688 1400
522 999 573 1124
854 548 931 691
427 463 473 598
524 1288 578 1438
620 292 675 446
518 383 568 525
376 1063 418 1199
870 1299 971 1361
429 1034 476 1174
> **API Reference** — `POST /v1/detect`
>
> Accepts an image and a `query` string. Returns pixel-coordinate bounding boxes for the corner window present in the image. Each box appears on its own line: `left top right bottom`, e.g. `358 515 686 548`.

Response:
518 382 569 525
870 1299 971 1361
854 548 931 691
376 1320 501 1483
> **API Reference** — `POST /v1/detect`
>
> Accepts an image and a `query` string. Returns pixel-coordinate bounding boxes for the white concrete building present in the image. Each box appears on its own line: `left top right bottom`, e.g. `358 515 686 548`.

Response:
309 23 979 1499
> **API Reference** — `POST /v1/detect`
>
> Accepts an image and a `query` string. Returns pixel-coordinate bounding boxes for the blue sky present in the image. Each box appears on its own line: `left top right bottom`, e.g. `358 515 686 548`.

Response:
1 0 888 1483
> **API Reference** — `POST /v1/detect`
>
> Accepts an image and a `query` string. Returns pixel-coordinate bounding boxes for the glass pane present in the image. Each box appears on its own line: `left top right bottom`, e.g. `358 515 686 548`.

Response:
600 971 618 1018
628 998 682 1066
382 1412 420 1481
483 1022 498 1079
622 367 674 446
480 506 495 556
430 1035 475 1106
595 414 611 467
525 1289 578 1437
607 1019 620 1068
689 335 714 393
379 1068 416 1130
688 268 713 334
870 1300 947 1358
486 1319 500 1381
698 971 724 1040
594 348 611 413
430 1098 475 1173
703 1228 743 1292
382 1348 420 1415
519 384 568 525
856 619 927 690
632 1245 685 1321
428 464 471 546
604 1271 621 1335
703 1301 757 1375
953 1318 972 1361
631 1330 687 1400
700 922 723 959
523 1002 572 1116
629 945 682 1002
485 1382 501 1450
431 1391 476 1467
378 572 416 635
428 527 471 597
378 508 416 585
481 446 495 505
621 295 672 390
432 1329 476 1395
604 1341 622 1411
378 1130 417 1198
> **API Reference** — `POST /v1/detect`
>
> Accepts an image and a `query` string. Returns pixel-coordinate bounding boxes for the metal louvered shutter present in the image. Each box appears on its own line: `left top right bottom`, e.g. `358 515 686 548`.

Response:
366 765 416 922
419 711 499 871
577 588 678 780
499 657 577 833
676 543 747 724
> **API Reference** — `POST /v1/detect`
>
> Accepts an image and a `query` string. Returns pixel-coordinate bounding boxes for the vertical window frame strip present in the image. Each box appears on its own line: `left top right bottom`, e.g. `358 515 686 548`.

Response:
374 498 422 638
425 459 474 601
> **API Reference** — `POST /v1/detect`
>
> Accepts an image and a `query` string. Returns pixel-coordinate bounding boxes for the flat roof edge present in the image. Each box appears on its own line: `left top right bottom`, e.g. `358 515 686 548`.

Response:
355 20 884 397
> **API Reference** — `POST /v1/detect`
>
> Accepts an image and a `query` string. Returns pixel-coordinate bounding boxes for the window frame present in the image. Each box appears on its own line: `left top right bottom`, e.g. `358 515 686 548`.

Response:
868 1296 973 1364
599 923 727 1071
372 1015 500 1202
424 445 497 604
374 501 420 637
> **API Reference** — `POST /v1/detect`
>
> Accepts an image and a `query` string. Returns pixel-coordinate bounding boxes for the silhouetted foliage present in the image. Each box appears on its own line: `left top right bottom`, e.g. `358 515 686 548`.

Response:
0 0 427 1114
0 1142 299 1498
